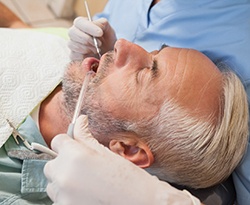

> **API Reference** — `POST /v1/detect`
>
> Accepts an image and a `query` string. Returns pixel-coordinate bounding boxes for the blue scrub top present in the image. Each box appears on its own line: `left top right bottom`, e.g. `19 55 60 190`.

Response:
95 0 250 204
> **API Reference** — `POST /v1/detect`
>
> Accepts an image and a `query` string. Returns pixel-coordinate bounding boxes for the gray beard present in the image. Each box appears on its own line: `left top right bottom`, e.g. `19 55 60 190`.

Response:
61 54 130 144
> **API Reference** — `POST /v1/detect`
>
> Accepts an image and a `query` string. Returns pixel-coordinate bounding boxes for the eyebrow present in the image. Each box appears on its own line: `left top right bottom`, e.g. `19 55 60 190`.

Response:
149 44 168 79
151 44 169 78
151 59 158 78
159 44 169 51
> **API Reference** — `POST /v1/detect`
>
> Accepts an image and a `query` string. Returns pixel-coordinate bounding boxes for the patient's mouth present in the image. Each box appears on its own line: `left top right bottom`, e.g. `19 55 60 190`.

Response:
82 57 100 73
91 62 99 72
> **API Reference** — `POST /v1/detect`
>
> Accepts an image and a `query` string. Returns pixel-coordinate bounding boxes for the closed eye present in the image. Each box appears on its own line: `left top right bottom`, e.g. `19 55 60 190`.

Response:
135 60 158 84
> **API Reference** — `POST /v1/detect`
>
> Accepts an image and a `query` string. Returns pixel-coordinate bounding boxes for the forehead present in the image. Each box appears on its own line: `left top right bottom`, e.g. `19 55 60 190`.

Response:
156 46 209 64
154 46 222 118
155 47 219 87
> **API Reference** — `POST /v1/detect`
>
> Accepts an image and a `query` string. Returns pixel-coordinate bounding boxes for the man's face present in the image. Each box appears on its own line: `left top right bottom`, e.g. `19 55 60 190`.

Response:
63 39 222 143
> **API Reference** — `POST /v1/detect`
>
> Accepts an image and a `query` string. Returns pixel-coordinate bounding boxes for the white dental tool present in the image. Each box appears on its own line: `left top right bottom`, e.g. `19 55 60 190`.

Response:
84 0 102 58
67 71 94 137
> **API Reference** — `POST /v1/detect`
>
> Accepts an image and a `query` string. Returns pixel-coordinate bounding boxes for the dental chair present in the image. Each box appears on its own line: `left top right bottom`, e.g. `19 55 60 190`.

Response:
173 175 235 205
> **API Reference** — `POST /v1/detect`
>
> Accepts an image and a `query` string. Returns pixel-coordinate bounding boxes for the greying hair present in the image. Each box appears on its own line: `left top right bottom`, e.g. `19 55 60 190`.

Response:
128 70 248 189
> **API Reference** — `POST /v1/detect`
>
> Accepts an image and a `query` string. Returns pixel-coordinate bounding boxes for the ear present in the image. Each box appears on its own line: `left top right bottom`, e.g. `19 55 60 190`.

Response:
109 139 154 168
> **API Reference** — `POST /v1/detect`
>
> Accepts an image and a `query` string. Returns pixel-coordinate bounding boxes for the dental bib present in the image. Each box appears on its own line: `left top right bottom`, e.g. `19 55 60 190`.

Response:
0 28 70 147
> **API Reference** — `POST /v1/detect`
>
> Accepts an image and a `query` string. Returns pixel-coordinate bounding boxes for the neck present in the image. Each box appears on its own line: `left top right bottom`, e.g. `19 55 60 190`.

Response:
39 85 70 147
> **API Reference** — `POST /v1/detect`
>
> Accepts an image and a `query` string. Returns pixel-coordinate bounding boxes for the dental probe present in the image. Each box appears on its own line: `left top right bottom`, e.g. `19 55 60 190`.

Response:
67 70 94 137
84 0 102 58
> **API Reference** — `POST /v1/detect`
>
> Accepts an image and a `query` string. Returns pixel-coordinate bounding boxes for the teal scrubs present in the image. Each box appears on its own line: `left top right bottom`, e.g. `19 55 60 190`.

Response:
0 117 52 205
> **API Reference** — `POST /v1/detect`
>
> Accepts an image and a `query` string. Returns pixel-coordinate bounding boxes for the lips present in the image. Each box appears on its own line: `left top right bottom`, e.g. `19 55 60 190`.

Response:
82 57 100 73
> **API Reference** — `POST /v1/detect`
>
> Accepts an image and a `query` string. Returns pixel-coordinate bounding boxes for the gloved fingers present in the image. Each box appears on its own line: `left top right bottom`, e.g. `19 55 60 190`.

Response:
47 181 80 205
68 40 97 54
44 160 53 183
68 26 95 45
49 133 100 156
93 18 109 31
44 160 59 202
46 181 57 202
73 115 107 149
47 182 69 205
69 51 84 61
73 115 89 136
73 115 95 142
50 134 76 153
74 16 103 37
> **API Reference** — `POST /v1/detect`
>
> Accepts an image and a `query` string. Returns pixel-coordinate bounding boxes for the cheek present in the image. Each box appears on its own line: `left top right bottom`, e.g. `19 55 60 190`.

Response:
102 72 137 100
100 82 160 121
64 62 86 82
97 76 139 119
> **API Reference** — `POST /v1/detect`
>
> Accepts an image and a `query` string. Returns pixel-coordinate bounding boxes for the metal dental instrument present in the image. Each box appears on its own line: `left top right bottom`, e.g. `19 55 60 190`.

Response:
84 0 102 58
6 119 33 150
7 119 57 157
67 71 94 137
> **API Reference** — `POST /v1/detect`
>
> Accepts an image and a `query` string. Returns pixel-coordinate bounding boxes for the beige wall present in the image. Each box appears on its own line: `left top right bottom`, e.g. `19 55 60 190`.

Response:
74 0 108 17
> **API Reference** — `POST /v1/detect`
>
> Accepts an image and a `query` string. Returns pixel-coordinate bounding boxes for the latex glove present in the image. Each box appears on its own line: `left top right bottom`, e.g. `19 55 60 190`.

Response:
44 115 201 205
68 17 117 60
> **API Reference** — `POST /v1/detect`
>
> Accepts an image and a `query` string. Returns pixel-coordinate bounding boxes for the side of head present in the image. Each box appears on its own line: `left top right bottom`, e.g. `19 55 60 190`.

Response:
142 67 249 188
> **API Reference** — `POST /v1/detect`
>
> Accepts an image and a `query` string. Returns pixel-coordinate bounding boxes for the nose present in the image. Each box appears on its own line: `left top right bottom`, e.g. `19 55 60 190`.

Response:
113 39 150 68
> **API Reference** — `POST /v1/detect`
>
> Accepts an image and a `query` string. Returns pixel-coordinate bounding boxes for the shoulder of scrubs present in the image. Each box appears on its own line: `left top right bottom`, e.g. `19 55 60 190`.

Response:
94 0 151 42
95 1 250 204
0 116 52 204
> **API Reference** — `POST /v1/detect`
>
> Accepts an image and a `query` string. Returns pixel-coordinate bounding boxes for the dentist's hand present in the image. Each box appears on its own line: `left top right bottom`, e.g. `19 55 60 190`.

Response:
68 17 116 60
44 115 201 205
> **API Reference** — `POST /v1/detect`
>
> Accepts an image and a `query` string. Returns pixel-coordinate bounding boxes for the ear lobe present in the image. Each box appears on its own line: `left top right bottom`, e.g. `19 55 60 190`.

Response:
109 139 154 168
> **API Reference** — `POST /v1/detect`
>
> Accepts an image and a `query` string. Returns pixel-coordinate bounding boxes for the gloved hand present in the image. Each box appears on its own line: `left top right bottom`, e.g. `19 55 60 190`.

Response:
44 115 201 205
68 17 117 60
